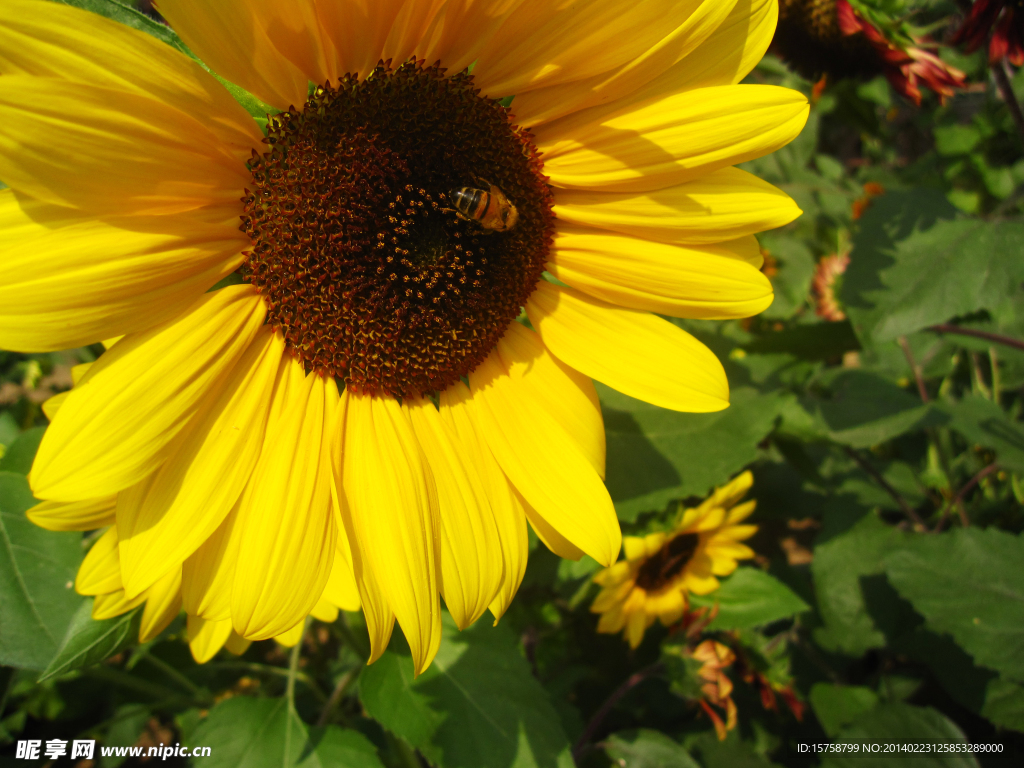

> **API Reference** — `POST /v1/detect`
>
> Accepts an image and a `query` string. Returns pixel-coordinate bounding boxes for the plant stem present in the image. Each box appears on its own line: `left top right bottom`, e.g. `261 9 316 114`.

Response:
209 661 327 703
971 352 993 399
316 666 361 727
141 653 204 698
842 446 927 528
572 662 664 762
898 335 929 402
335 614 370 661
935 463 998 531
993 58 1024 149
929 324 1024 353
285 622 306 710
990 347 1001 405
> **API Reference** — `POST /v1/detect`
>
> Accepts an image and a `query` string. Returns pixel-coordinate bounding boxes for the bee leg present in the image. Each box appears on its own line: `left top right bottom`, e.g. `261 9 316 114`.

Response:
440 206 472 223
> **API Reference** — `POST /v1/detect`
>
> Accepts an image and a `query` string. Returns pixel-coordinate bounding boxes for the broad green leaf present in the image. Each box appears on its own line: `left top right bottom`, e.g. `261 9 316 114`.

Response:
755 232 816 320
600 385 787 521
934 395 1024 474
895 629 1024 732
798 370 946 448
689 731 781 768
809 684 879 737
48 0 190 54
811 514 909 656
360 617 575 768
743 321 861 360
689 568 809 630
101 704 150 768
842 189 1024 343
189 697 385 768
604 729 701 768
821 703 979 768
39 601 141 681
0 471 84 670
0 427 45 475
884 528 1024 683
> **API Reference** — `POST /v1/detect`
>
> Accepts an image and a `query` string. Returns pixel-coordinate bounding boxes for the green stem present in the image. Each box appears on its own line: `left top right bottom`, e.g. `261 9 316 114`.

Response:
285 623 305 710
990 347 1001 405
335 614 370 661
316 666 362 727
141 653 204 698
210 661 327 703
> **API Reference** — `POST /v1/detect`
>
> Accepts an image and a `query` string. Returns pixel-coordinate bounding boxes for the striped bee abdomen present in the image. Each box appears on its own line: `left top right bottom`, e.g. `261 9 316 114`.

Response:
452 187 490 221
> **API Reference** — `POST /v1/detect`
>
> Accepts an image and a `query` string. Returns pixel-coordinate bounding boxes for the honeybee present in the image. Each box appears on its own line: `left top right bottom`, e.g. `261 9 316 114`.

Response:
449 179 519 233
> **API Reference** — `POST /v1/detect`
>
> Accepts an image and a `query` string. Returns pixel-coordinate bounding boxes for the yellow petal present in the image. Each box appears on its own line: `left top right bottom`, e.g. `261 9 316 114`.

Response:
139 570 182 643
224 631 251 656
652 589 686 625
76 527 121 596
157 0 311 110
547 225 772 319
343 392 441 675
540 85 808 193
725 500 757 524
0 191 245 352
527 282 728 413
0 0 262 151
645 0 779 94
117 328 283 598
320 527 362 613
592 561 633 587
311 598 339 624
232 373 337 640
318 0 444 80
510 0 739 126
523 494 586 561
181 502 241 621
552 166 801 245
31 286 266 501
27 496 115 532
93 589 146 620
468 348 621 567
708 470 754 509
330 432 395 661
41 391 68 421
408 397 503 630
0 76 248 216
623 536 649 561
274 620 307 648
187 615 233 664
420 0 522 76
475 0 705 97
496 322 605 478
438 381 528 623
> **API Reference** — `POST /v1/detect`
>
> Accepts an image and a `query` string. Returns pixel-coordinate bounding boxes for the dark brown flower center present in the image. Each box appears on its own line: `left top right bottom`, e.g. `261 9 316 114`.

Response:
634 533 701 591
241 60 553 398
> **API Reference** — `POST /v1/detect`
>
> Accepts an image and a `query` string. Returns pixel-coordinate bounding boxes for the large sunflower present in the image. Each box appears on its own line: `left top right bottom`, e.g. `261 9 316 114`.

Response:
1 0 805 674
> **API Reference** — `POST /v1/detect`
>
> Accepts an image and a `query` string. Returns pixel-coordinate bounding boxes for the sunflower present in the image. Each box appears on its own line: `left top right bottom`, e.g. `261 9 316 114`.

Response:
591 471 758 649
2 0 803 674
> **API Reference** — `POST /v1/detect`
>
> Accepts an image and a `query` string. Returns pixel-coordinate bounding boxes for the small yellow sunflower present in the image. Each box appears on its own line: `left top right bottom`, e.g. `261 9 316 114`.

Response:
591 471 758 649
2 0 803 674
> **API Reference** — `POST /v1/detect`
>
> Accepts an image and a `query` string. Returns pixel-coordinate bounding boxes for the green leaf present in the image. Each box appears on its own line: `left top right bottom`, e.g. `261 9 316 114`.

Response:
101 705 150 768
0 427 45 475
934 395 1024 474
809 684 879 737
811 514 909 656
756 232 816 320
38 601 141 681
48 0 191 54
883 528 1024 683
360 617 575 768
601 385 787 521
842 189 1024 343
821 702 979 768
189 697 385 768
604 729 701 768
799 370 946 448
689 568 809 630
895 629 1024 732
0 471 84 670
